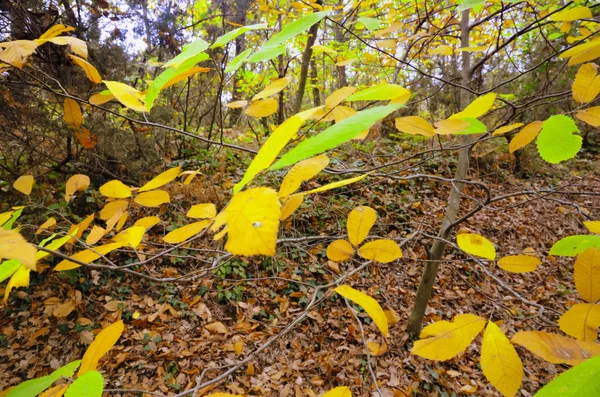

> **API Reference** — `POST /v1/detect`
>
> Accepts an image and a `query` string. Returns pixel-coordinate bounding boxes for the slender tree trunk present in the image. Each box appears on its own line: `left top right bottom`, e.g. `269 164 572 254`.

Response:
310 58 320 107
293 14 320 114
228 0 251 125
407 10 474 336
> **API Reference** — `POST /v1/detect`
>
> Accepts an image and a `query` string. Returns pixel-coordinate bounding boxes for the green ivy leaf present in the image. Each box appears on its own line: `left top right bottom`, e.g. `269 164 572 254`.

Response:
537 115 582 164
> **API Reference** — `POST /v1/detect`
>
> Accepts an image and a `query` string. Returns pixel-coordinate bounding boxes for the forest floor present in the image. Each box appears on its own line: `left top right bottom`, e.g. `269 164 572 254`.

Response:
1 136 599 397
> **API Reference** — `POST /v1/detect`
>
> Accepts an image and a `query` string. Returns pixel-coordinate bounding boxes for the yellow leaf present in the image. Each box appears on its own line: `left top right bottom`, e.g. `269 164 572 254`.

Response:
298 173 369 196
395 116 436 137
182 170 201 185
320 386 352 397
162 67 210 89
99 180 131 198
559 39 600 66
279 194 304 220
559 303 600 342
450 93 497 120
205 321 228 334
311 44 337 55
64 97 83 128
37 229 77 261
572 63 600 103
53 301 75 318
205 394 243 397
133 216 161 229
39 384 69 397
65 174 90 201
550 6 592 22
434 119 469 135
13 175 34 195
113 226 145 248
455 45 487 53
38 24 75 41
279 154 329 198
138 166 181 192
47 36 87 59
385 308 401 324
347 206 376 246
497 255 542 273
35 218 56 234
511 331 600 365
89 91 115 105
99 200 129 220
574 247 600 303
187 203 217 219
4 265 30 303
327 239 354 261
0 210 14 228
0 40 39 69
492 123 524 136
103 80 147 112
234 107 320 192
117 213 129 233
244 98 278 117
335 58 356 66
332 106 356 123
575 107 600 127
225 100 248 108
411 314 486 361
54 242 124 271
68 54 102 84
430 45 453 56
253 76 291 100
211 187 280 256
584 221 600 234
480 321 523 397
78 320 124 376
335 285 388 336
0 229 37 270
134 190 170 207
234 340 244 355
388 90 411 105
508 121 543 153
457 233 496 260
86 225 107 245
163 220 211 244
72 214 94 240
358 239 402 263
325 86 357 108
367 341 388 356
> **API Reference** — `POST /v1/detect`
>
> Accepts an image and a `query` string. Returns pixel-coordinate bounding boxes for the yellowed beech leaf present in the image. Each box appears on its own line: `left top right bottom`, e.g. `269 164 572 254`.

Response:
367 341 388 356
511 331 600 365
105 206 123 233
558 303 600 342
572 63 600 103
299 173 369 196
39 384 69 397
162 67 210 89
86 225 107 245
559 39 600 66
388 90 411 105
0 40 39 69
347 206 376 246
65 214 94 243
99 180 131 198
138 166 181 192
38 24 75 41
205 321 228 334
279 194 304 220
332 106 356 123
492 123 524 136
508 121 543 153
584 221 600 234
434 119 469 135
225 100 248 108
480 321 523 397
279 154 329 198
47 36 87 59
99 200 129 220
187 203 217 219
182 170 201 185
113 226 145 248
455 45 487 53
13 174 34 195
327 239 354 261
78 320 124 376
550 6 592 22
430 45 453 56
65 174 90 201
35 217 56 234
0 210 14 228
335 58 355 66
457 233 496 260
575 107 600 127
54 242 124 271
325 86 357 108
64 97 83 128
211 187 280 256
0 229 37 270
133 216 161 229
450 93 497 120
4 265 30 303
53 301 75 318
320 386 352 397
311 44 337 55
103 80 147 112
134 190 170 207
245 98 278 117
411 314 486 361
115 211 128 232
497 255 542 273
574 247 600 303
395 116 436 137
334 285 388 336
358 239 402 263
89 91 115 105
163 220 211 244
253 76 291 100
68 54 102 84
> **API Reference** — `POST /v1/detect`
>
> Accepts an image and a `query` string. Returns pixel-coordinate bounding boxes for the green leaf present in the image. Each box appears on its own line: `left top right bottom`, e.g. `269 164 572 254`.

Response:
537 115 582 164
356 17 380 31
346 83 409 102
3 207 23 230
535 354 600 396
248 11 330 62
550 235 600 257
225 48 252 73
163 38 208 68
453 118 487 134
210 23 267 49
456 0 485 13
6 360 81 397
270 104 401 170
65 370 103 397
0 259 21 284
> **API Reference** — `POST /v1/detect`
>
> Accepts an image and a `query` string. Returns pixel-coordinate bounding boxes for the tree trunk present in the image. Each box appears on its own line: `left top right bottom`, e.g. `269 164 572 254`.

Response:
310 58 321 107
293 13 320 114
407 10 474 336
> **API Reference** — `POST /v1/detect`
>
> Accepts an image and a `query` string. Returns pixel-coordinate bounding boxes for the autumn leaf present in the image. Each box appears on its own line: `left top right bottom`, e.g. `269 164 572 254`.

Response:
480 321 523 397
511 331 600 365
508 121 543 153
559 303 600 342
279 154 329 198
497 255 542 273
279 194 304 220
253 76 291 100
357 239 402 263
133 190 170 207
335 285 389 337
65 174 90 201
245 98 278 117
99 180 132 198
163 220 211 244
13 175 35 195
457 233 496 260
574 247 600 303
78 320 124 376
138 166 181 192
0 229 37 270
327 239 354 261
347 206 376 246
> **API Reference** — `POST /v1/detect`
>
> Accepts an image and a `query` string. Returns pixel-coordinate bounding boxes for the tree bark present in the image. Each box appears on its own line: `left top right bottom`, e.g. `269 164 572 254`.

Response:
292 16 320 114
310 58 321 107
